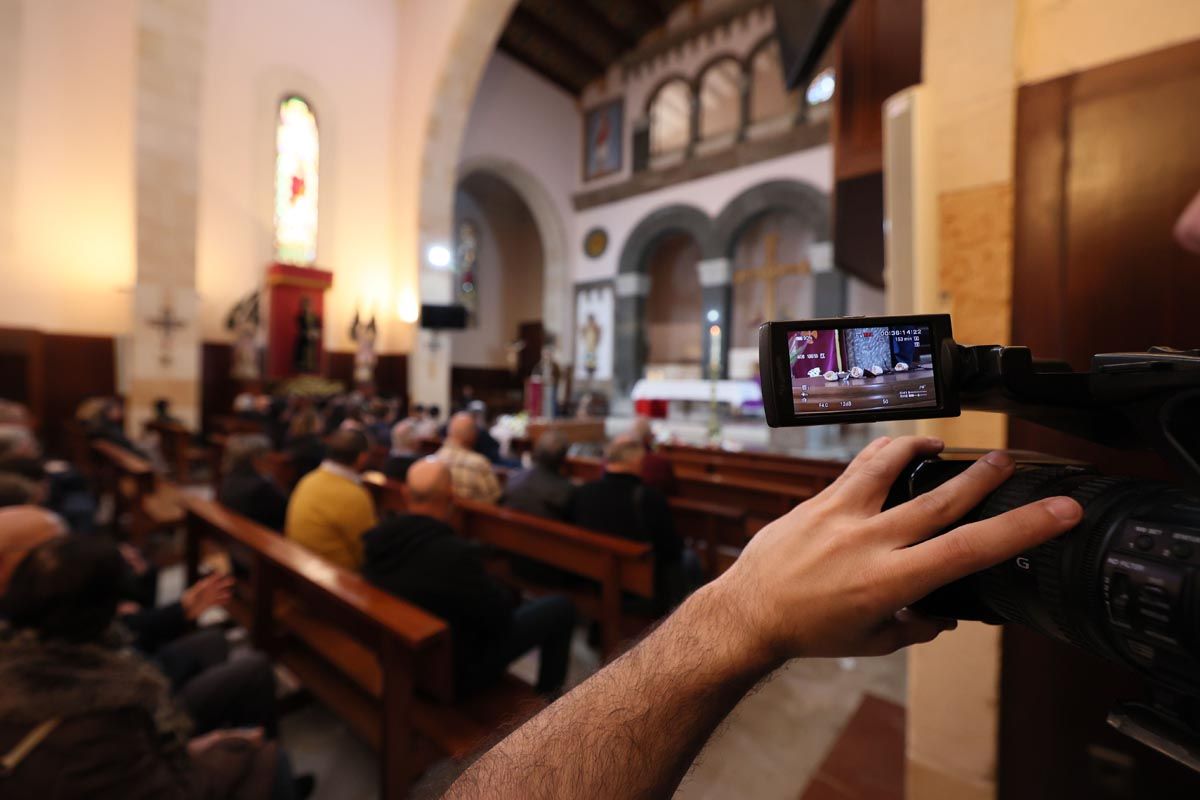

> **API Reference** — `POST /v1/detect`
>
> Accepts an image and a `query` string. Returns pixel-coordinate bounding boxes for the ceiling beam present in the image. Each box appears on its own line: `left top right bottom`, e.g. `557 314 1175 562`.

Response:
505 6 608 77
585 0 665 37
521 0 633 63
497 41 584 95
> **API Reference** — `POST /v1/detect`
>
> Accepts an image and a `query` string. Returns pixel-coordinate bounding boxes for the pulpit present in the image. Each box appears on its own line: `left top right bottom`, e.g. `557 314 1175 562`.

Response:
265 263 333 379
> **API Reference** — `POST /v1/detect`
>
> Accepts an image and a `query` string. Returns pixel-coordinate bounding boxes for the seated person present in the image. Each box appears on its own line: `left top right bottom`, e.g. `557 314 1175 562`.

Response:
0 426 96 532
362 460 576 696
87 397 149 459
283 407 326 481
570 435 702 611
435 412 502 504
502 431 574 521
0 472 39 508
151 397 182 425
631 416 678 496
0 505 66 592
0 536 296 799
413 403 442 440
285 428 377 570
466 400 504 464
217 434 288 532
383 420 421 482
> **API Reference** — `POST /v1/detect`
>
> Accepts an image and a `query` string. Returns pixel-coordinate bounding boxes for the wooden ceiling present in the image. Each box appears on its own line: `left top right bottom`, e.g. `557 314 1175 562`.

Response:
498 0 692 95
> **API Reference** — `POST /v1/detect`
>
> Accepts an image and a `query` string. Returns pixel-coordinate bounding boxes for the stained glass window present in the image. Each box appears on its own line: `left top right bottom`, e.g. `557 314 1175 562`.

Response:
456 219 480 324
274 95 319 265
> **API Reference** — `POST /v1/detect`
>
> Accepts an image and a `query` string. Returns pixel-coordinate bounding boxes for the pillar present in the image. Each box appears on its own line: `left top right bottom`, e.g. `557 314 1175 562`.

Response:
613 272 650 402
698 257 732 377
127 0 207 433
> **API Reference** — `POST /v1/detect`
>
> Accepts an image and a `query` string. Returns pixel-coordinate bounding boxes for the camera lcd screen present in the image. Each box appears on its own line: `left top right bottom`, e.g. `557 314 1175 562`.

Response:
788 324 937 415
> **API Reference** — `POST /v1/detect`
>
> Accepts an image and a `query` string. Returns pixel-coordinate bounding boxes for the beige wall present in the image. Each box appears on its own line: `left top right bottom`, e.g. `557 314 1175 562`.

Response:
909 2 1200 799
196 0 402 353
6 0 138 336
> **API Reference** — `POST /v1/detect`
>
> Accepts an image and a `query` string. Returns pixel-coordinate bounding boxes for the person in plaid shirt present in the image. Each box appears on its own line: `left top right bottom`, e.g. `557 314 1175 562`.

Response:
435 412 502 504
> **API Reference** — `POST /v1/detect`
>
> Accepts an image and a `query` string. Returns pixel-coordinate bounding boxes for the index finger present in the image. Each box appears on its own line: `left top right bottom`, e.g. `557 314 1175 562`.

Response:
890 495 1083 606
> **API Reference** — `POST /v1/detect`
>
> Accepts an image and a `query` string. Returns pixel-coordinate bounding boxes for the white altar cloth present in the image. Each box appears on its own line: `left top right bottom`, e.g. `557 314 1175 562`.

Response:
630 378 763 411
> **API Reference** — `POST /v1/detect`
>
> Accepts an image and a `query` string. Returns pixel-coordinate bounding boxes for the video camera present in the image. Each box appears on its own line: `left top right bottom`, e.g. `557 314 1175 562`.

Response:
759 314 1200 770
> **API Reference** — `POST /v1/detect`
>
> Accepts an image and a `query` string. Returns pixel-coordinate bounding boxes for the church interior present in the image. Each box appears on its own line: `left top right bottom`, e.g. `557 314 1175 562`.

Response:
2 0 1200 798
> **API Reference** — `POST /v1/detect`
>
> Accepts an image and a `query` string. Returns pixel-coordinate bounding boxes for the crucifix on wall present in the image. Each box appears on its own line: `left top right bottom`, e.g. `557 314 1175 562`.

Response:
731 231 811 323
147 302 187 367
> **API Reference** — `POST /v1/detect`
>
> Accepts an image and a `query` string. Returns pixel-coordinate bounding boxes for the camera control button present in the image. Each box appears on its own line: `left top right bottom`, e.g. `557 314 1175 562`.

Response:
1134 534 1155 552
1169 541 1194 560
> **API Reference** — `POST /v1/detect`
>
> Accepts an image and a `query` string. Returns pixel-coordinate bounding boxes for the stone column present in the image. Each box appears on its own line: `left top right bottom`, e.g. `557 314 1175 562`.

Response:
808 241 847 317
697 257 732 378
613 272 650 405
127 0 207 433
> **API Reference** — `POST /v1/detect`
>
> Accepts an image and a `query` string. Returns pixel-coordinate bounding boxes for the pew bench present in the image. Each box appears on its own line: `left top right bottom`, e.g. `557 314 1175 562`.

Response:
182 496 544 799
674 471 812 532
145 419 217 484
362 473 656 656
91 439 184 547
662 443 846 495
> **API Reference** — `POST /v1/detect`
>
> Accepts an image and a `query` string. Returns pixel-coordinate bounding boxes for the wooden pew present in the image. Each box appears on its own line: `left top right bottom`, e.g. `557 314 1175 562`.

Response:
91 439 184 546
211 414 268 436
661 442 846 496
182 496 543 799
362 473 655 656
674 471 811 532
145 419 217 484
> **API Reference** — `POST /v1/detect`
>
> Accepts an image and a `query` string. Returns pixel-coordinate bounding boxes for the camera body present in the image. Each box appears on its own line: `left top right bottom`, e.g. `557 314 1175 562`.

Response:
758 314 1200 766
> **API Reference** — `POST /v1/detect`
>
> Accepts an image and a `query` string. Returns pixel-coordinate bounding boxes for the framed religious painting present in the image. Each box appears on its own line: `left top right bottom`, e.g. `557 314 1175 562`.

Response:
582 98 624 181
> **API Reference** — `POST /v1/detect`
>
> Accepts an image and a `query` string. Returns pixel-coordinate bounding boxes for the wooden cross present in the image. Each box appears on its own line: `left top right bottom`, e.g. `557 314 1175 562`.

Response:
147 304 187 367
732 232 811 321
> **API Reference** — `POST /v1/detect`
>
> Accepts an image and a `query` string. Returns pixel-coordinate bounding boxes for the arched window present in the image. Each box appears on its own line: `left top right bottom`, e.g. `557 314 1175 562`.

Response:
274 95 319 265
697 57 743 142
748 40 800 128
648 78 693 158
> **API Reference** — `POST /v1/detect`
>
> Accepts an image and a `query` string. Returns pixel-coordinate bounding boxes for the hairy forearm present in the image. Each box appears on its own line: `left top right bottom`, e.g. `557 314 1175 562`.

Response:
443 580 778 800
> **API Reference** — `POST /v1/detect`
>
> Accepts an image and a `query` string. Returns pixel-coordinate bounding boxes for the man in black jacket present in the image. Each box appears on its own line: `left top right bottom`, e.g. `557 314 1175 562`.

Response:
217 434 288 532
570 434 702 610
362 459 576 696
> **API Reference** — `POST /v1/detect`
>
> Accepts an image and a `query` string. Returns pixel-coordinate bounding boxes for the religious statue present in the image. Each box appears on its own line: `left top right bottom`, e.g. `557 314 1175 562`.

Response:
580 313 602 383
224 290 261 382
349 310 378 386
531 340 562 419
505 337 526 375
294 296 322 374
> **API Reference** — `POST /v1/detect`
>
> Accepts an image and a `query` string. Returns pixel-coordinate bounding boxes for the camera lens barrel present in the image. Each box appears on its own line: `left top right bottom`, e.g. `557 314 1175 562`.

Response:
904 458 1200 697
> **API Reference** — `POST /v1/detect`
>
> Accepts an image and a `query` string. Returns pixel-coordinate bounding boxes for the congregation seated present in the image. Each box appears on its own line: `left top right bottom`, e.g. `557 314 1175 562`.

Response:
0 471 40 508
502 430 574 521
0 505 66 590
282 407 326 481
570 434 702 611
285 428 377 570
152 397 183 426
0 536 297 799
383 419 421 482
631 416 678 496
217 433 288 532
362 459 577 696
436 411 502 504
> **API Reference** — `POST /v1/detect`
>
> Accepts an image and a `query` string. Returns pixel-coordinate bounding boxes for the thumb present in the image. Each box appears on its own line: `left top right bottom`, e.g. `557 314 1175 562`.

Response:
866 609 957 655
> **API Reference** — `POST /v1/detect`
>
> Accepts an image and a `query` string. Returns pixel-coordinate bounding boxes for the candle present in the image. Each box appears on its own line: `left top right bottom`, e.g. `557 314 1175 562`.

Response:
709 324 721 373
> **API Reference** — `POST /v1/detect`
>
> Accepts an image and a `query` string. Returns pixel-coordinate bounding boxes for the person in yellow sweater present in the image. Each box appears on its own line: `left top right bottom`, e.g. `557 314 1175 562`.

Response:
285 427 377 570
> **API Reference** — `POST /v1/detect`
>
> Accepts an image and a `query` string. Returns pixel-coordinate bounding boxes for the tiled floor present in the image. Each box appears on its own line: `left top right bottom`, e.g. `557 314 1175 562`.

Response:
278 638 905 800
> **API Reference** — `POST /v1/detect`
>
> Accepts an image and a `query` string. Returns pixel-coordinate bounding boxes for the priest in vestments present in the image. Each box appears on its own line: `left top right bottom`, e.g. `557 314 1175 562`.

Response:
789 329 839 379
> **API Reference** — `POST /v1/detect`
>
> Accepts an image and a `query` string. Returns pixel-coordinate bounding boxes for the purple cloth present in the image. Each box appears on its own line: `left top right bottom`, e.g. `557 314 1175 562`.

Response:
789 330 839 379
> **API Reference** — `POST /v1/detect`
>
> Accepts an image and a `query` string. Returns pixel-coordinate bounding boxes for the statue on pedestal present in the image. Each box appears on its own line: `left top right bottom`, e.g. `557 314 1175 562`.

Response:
225 290 261 382
294 296 322 374
350 310 378 386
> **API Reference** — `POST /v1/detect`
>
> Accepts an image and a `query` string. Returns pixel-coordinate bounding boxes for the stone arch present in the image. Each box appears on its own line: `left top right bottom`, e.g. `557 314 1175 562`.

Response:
457 155 571 345
715 179 845 325
713 179 831 251
613 205 718 394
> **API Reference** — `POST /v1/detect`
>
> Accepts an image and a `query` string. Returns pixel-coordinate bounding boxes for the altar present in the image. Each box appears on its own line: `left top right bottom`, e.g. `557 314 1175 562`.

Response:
630 378 763 417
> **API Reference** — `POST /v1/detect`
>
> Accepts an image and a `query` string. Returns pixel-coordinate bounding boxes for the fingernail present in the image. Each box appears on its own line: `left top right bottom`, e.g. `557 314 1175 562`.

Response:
926 437 944 449
983 450 1013 469
1046 496 1082 522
